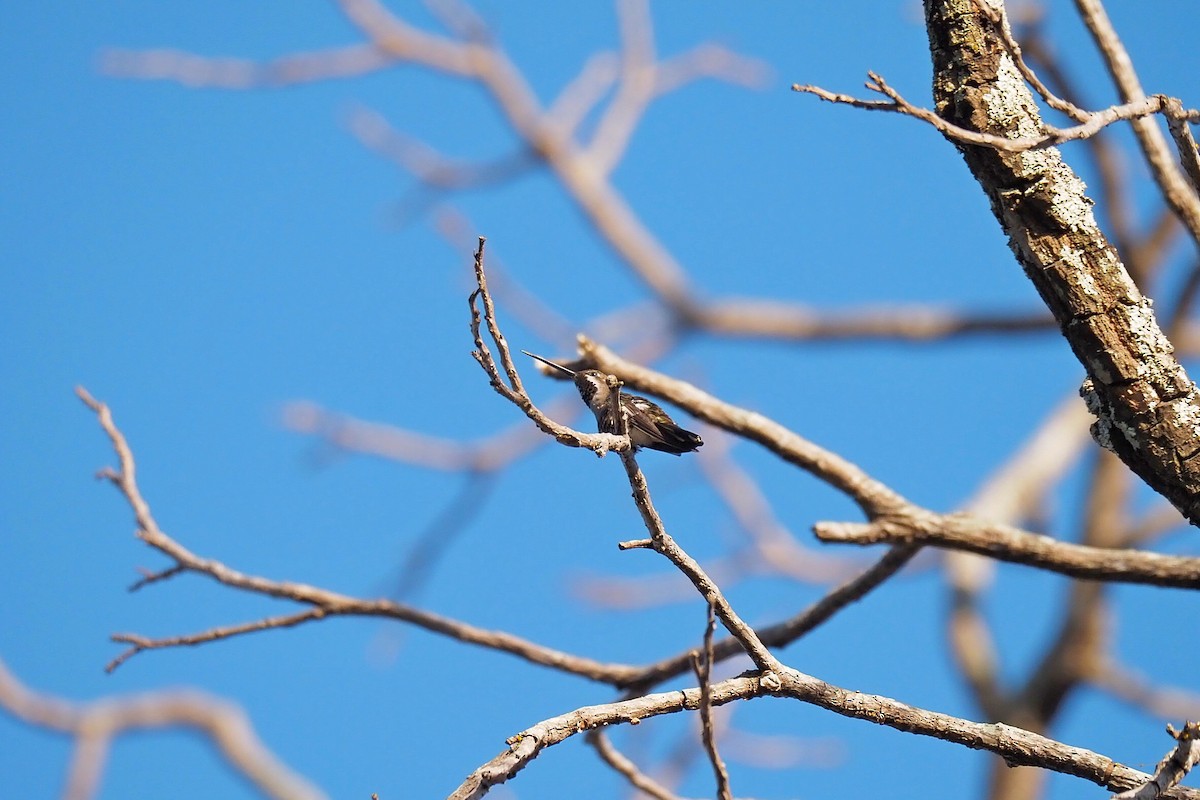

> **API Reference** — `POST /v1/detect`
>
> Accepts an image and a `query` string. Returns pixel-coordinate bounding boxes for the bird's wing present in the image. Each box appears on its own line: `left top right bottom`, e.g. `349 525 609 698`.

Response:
626 397 703 454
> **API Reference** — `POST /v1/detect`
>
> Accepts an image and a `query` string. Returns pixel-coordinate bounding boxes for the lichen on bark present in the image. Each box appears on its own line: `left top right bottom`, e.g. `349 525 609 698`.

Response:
924 0 1200 524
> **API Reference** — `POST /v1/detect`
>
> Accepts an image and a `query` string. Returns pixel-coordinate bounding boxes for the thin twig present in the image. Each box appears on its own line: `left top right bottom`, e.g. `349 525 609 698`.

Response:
1074 0 1200 250
106 610 327 674
468 239 630 457
969 0 1089 122
1016 21 1149 282
586 730 684 800
1113 722 1200 800
620 543 919 694
470 240 780 672
793 73 1193 154
616 447 781 673
1163 97 1200 193
77 383 643 684
692 603 732 800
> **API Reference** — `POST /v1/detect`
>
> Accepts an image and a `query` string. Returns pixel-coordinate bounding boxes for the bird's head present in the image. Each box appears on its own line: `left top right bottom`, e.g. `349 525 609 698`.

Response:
573 370 611 410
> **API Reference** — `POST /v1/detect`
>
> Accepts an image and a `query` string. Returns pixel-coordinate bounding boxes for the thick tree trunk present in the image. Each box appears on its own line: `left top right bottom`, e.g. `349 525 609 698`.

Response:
922 0 1200 525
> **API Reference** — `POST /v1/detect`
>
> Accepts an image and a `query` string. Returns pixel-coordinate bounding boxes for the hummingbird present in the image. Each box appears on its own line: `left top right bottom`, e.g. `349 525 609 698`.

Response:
521 351 703 455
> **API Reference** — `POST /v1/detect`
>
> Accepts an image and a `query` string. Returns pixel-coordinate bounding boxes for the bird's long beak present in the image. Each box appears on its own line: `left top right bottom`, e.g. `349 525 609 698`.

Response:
521 350 577 377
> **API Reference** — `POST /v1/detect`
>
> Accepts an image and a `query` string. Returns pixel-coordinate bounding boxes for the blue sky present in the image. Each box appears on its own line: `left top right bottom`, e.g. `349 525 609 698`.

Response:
4 2 1199 798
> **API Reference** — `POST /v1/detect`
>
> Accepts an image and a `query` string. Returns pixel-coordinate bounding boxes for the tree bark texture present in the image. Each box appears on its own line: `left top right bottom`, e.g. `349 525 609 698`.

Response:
923 0 1200 524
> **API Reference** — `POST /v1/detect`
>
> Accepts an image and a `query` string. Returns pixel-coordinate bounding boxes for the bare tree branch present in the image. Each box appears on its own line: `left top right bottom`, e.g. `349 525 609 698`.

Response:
76 383 646 684
459 239 1200 799
1091 662 1200 723
945 392 1097 721
969 0 1090 122
449 667 1200 800
105 2 1074 350
1019 14 1190 300
100 43 395 87
917 0 1200 525
579 337 910 517
692 604 733 800
812 512 1200 588
1073 0 1200 250
689 300 1056 341
585 0 767 175
1164 97 1200 194
615 450 783 673
587 730 686 800
72 6 1200 800
0 656 325 800
695 432 866 583
793 72 1197 155
449 675 761 800
282 398 575 471
1113 722 1200 800
621 543 919 695
470 238 782 673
